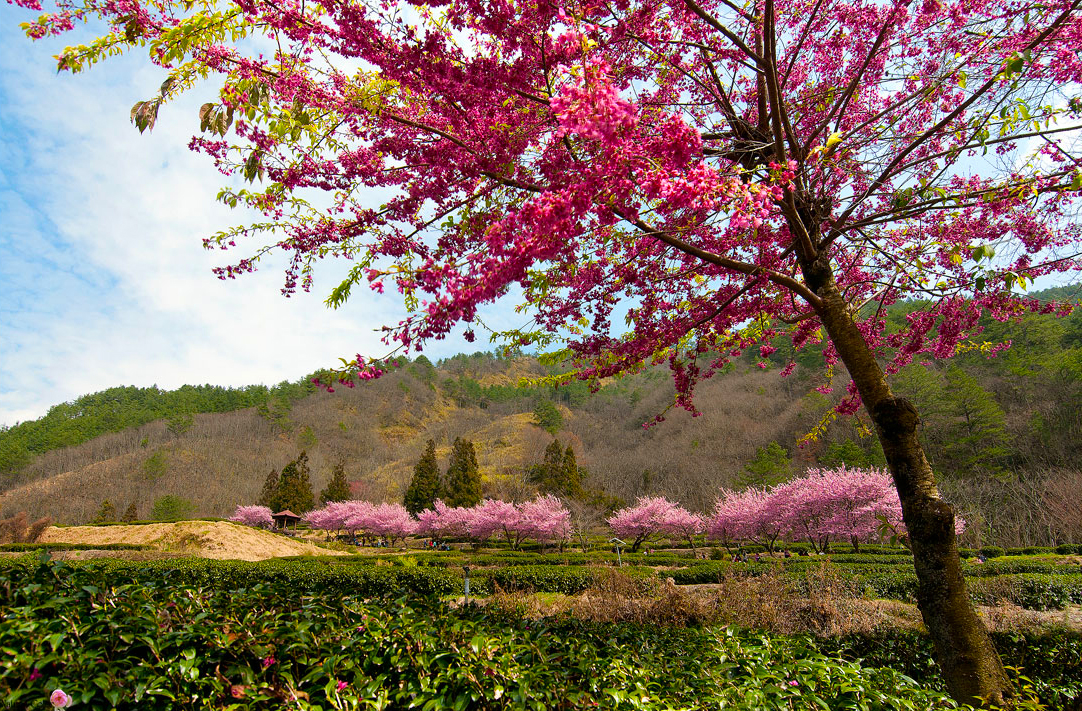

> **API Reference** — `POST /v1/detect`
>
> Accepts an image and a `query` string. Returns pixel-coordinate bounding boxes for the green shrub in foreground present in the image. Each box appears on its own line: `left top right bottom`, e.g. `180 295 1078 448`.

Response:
0 560 959 710
812 630 1082 710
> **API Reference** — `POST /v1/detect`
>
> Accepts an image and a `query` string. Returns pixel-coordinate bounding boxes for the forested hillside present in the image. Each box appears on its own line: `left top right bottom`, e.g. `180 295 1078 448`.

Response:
1 288 1079 546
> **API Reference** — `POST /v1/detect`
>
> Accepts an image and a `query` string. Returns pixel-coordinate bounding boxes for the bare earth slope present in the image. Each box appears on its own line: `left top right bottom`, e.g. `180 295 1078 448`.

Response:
37 521 345 561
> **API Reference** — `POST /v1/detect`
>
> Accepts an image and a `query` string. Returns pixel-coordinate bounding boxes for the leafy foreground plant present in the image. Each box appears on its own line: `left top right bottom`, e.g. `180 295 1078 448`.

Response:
0 561 962 710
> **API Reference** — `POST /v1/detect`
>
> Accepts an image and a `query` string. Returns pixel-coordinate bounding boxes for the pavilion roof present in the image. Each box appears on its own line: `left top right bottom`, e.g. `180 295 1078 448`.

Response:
273 510 301 519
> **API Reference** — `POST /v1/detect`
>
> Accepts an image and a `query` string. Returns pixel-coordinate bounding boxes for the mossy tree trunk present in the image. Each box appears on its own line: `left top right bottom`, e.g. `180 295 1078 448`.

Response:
797 255 1013 707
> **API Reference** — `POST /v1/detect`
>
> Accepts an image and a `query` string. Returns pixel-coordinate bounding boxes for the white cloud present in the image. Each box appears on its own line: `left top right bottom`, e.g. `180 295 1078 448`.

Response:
0 10 510 426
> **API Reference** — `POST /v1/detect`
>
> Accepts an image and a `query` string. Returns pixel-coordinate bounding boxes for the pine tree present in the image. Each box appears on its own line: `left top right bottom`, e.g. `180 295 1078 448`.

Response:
559 445 585 500
273 451 315 513
444 437 482 508
528 439 564 492
121 502 138 522
258 468 280 508
532 399 563 434
93 499 116 524
404 439 442 514
320 462 352 505
943 365 1009 474
740 441 792 488
527 440 585 498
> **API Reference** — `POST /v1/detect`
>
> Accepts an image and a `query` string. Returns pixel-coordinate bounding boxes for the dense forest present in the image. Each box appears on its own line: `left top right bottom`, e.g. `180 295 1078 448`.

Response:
1 287 1079 546
0 379 321 479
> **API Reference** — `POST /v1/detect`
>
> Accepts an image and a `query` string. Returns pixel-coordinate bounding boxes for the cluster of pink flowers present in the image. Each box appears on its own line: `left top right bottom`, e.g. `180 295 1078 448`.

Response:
607 496 704 551
301 496 573 548
229 505 274 529
549 59 637 144
418 496 572 548
707 467 964 552
304 501 417 545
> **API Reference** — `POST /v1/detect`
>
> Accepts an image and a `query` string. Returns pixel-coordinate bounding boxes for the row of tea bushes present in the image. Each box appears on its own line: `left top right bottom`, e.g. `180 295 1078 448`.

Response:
668 562 1082 610
0 560 964 710
0 557 656 597
0 542 150 552
811 630 1082 710
5 553 1079 606
854 572 1082 610
344 550 698 569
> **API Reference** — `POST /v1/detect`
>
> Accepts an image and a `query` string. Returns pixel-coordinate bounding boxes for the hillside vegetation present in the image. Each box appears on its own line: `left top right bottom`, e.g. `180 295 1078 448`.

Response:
1 289 1080 547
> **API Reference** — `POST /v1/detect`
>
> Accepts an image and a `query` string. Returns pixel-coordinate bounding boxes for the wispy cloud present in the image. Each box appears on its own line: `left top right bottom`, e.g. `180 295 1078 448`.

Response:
0 11 505 426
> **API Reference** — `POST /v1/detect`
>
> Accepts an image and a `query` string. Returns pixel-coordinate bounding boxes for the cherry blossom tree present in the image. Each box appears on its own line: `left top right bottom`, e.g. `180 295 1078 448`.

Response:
19 0 1082 700
229 505 273 529
707 488 786 552
355 502 417 545
306 500 374 542
709 468 957 552
416 500 470 540
608 496 687 551
517 494 573 550
657 505 705 551
464 498 525 548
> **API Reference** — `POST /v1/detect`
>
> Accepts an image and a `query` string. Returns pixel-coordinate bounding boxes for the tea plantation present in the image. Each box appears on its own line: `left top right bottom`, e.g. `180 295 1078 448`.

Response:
2 544 1080 709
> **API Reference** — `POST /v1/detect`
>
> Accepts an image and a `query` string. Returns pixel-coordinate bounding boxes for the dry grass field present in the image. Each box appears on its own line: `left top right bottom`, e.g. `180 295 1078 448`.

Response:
37 521 346 561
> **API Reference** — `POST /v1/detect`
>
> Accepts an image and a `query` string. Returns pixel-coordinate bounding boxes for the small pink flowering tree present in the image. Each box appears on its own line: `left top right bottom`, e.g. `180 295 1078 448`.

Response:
333 500 375 544
361 503 417 546
657 506 705 552
608 496 683 552
302 507 337 538
416 500 470 541
518 495 572 552
465 499 525 548
230 505 273 530
707 488 785 553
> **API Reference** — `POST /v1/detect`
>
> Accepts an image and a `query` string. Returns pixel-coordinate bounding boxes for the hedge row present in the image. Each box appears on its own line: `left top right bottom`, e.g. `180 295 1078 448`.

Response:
354 550 698 568
2 555 1078 607
351 550 1080 573
668 562 1082 610
0 558 648 597
0 542 150 552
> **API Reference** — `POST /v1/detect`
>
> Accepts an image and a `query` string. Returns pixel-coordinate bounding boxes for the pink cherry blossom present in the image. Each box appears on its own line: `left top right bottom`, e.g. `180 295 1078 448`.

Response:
230 505 273 529
50 689 72 709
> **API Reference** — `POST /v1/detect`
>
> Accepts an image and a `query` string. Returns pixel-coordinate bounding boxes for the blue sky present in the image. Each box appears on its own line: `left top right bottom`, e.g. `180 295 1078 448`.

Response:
0 7 489 427
4 6 1079 428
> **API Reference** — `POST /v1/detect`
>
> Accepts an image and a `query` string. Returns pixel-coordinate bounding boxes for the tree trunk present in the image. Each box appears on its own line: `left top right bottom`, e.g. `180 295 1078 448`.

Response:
803 266 1013 706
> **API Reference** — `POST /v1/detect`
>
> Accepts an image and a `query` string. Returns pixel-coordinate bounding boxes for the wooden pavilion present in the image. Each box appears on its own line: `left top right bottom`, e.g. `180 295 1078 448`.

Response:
272 510 301 530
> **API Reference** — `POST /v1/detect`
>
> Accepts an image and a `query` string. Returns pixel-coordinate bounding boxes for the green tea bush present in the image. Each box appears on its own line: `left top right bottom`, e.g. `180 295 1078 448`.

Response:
0 560 961 711
967 574 1082 610
858 571 1082 610
812 630 1082 709
0 542 149 552
961 559 1063 577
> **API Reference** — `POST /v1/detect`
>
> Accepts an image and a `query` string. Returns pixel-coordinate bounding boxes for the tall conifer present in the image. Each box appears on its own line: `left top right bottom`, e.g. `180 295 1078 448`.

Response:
320 462 352 505
258 468 280 508
444 437 481 507
93 499 116 524
273 451 315 513
559 445 585 500
404 439 442 514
